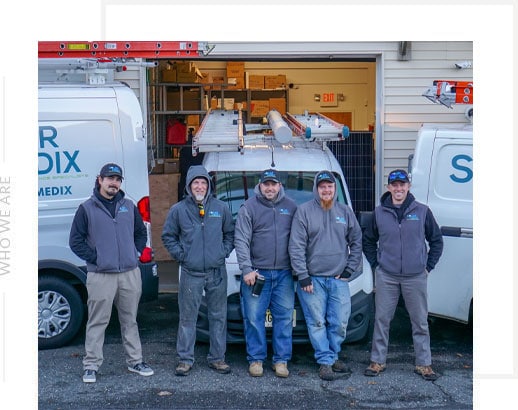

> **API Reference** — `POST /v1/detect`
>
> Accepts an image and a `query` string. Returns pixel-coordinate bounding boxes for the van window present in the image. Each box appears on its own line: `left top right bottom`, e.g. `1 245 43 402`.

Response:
211 171 347 218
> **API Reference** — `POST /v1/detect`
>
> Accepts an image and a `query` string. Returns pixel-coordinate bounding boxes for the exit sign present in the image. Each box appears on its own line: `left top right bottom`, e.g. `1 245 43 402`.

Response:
320 92 338 107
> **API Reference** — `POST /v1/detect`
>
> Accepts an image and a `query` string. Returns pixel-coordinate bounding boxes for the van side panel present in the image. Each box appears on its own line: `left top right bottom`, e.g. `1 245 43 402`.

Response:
411 126 473 323
39 97 123 266
426 137 473 322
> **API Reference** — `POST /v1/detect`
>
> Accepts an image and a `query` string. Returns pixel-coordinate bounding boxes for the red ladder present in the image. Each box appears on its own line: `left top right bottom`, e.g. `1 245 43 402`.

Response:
38 41 208 58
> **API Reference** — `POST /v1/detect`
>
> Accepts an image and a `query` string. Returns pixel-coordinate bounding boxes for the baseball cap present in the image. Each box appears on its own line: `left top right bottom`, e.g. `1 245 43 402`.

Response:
315 170 336 185
387 169 410 184
99 163 124 179
260 169 280 183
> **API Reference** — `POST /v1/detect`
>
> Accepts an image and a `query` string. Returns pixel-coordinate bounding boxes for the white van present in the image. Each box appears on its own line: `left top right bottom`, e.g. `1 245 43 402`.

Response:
38 82 159 349
193 110 374 344
409 123 473 323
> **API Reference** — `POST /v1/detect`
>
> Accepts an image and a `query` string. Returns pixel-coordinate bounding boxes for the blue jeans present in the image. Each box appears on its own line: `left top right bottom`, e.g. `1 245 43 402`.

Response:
177 267 227 366
296 276 351 365
240 269 295 364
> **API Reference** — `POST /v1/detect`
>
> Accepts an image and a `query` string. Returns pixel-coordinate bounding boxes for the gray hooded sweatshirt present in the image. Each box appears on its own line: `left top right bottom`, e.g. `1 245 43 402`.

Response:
161 165 234 275
288 171 362 286
234 183 297 275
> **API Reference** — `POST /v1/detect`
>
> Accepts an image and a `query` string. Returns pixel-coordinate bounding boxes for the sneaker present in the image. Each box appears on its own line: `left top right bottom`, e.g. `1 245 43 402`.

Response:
175 362 192 376
248 361 263 377
272 362 289 378
128 362 154 377
364 362 386 377
319 364 335 381
208 360 231 374
414 365 439 381
82 369 97 383
332 359 352 374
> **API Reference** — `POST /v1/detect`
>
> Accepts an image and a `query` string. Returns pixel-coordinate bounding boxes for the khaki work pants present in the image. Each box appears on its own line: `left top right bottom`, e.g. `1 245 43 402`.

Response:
83 267 143 371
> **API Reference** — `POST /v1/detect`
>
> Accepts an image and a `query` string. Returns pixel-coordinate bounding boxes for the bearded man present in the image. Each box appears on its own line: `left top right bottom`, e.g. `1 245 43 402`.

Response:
288 170 362 381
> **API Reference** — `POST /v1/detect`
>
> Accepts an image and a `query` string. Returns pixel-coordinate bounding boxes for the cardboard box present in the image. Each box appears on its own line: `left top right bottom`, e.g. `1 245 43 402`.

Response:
217 98 235 110
269 97 286 115
251 100 270 117
161 69 177 82
175 61 194 73
227 77 245 90
186 115 200 126
246 74 265 89
149 173 180 261
226 61 245 78
212 76 225 90
264 74 287 89
164 159 179 174
151 162 164 174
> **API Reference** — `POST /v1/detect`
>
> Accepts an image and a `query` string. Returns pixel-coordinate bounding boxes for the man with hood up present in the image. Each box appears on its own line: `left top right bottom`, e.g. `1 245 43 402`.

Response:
288 170 362 381
162 165 234 376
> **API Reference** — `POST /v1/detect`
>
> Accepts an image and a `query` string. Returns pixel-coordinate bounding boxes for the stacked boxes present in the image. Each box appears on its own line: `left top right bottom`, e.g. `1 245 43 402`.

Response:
160 61 203 83
226 62 245 89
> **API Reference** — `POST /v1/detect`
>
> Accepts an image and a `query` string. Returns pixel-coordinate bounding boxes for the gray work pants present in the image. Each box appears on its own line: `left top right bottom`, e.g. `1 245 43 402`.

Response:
370 267 432 366
176 267 227 366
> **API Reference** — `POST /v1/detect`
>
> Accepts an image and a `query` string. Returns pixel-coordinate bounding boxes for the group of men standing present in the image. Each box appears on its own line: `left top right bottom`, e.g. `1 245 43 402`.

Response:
69 162 443 384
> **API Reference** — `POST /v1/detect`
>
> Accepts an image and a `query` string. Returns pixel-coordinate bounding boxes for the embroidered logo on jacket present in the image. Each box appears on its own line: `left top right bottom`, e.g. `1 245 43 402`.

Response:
208 210 222 218
335 216 347 224
279 208 291 215
118 206 129 213
406 213 419 221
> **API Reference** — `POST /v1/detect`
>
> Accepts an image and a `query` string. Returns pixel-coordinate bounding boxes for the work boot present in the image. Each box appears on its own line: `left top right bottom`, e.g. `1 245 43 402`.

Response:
319 364 335 381
248 361 263 377
272 362 289 378
414 365 439 381
175 362 191 376
208 360 231 374
364 362 386 377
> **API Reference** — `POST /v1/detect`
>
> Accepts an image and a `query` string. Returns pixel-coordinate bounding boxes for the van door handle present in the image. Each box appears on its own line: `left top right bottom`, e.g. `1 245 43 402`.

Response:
441 226 473 238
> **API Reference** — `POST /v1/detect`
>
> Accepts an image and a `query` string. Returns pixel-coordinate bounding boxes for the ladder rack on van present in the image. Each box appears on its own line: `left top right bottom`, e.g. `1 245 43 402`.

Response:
284 112 349 141
194 109 245 154
39 58 157 85
193 109 349 155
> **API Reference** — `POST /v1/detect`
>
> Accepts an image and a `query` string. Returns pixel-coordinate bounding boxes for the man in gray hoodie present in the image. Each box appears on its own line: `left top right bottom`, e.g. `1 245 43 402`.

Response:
234 169 297 378
162 165 234 376
289 170 362 381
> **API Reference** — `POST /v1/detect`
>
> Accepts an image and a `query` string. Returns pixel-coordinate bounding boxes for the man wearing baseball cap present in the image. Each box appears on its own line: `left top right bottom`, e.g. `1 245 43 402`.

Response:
235 169 297 378
363 169 443 381
69 163 153 383
289 170 362 381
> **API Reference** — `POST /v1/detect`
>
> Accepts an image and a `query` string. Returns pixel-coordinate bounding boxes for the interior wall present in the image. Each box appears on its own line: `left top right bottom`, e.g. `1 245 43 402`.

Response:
194 61 376 131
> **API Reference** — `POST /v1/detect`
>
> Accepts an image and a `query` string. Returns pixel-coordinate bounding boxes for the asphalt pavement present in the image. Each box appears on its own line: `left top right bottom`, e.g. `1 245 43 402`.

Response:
38 293 473 409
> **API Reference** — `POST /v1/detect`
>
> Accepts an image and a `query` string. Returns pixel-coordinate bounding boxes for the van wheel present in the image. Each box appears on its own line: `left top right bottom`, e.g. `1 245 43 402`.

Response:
38 276 85 350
